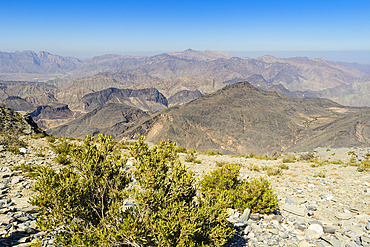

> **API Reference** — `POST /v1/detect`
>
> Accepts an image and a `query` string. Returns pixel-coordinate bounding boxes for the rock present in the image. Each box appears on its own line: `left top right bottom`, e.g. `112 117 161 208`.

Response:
323 226 336 234
362 236 370 244
243 225 251 235
366 222 370 231
18 206 38 214
0 214 15 224
355 213 370 223
305 228 321 239
299 241 314 247
308 220 322 226
324 194 334 201
273 214 283 222
250 223 263 233
307 204 317 211
11 176 21 185
308 224 324 235
269 228 278 235
279 231 289 239
281 204 306 216
239 208 251 223
286 197 296 204
249 213 261 220
335 212 353 220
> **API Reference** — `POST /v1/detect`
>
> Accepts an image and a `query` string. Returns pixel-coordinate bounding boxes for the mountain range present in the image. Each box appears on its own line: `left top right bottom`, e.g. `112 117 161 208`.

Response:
2 49 370 154
115 81 370 154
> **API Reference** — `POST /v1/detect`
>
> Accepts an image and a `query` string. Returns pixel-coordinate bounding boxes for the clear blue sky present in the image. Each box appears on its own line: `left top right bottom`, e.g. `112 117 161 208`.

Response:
1 0 370 63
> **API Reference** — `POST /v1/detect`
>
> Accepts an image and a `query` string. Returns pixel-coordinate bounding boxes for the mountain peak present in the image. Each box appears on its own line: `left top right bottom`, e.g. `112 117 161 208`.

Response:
168 49 234 61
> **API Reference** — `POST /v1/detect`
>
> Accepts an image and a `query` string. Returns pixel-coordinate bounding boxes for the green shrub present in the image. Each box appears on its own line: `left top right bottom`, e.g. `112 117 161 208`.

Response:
13 163 39 178
31 135 234 247
30 134 132 246
49 140 72 155
45 135 56 143
31 133 46 139
313 171 326 178
261 165 283 176
247 163 260 172
174 145 188 153
53 154 71 165
184 151 201 163
216 160 228 167
202 150 221 155
344 157 370 172
6 139 27 154
282 155 296 163
278 163 290 170
35 151 45 157
255 154 278 160
299 152 315 161
124 137 234 246
200 164 278 214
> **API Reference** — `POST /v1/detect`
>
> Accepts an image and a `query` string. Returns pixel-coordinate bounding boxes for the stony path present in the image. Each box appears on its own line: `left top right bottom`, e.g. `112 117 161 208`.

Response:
0 137 369 246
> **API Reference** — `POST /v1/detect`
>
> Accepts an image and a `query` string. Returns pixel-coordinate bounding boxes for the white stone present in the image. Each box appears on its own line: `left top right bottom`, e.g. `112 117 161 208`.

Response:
308 224 323 235
281 204 306 216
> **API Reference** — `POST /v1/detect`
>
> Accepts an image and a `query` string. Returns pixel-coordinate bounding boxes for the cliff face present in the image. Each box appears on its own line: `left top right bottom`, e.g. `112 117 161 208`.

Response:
79 88 168 113
0 104 44 136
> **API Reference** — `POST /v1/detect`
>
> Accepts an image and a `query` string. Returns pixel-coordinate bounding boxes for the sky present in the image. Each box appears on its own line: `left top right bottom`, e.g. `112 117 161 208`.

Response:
1 0 370 63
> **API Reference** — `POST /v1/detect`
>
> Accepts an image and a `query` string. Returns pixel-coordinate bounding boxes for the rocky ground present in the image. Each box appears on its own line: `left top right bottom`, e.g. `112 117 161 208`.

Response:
0 137 369 246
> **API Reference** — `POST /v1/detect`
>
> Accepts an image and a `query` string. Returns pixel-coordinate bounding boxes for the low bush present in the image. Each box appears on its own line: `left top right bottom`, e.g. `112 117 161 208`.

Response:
247 163 260 172
202 150 221 155
174 145 187 153
35 151 45 157
31 133 46 139
30 134 132 246
184 152 201 163
261 165 283 176
282 156 296 163
255 154 278 160
31 135 235 246
313 171 326 178
278 163 289 170
299 152 315 161
216 160 228 167
200 164 278 214
45 135 56 143
13 163 38 178
344 157 370 172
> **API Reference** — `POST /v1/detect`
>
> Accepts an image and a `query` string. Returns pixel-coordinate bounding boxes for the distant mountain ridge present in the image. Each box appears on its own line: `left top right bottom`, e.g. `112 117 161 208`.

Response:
0 50 81 74
116 81 370 155
1 49 368 93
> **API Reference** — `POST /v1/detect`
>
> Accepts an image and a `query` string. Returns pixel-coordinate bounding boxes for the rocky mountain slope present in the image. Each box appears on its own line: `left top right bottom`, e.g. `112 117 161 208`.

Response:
117 81 370 155
49 103 149 137
0 105 44 137
77 87 168 113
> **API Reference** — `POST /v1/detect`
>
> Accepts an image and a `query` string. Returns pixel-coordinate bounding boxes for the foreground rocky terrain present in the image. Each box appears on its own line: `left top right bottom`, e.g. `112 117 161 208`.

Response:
0 135 369 246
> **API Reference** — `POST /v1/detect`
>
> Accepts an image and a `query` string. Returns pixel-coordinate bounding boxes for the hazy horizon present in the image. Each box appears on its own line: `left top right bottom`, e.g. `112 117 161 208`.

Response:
3 49 370 65
2 1 369 64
